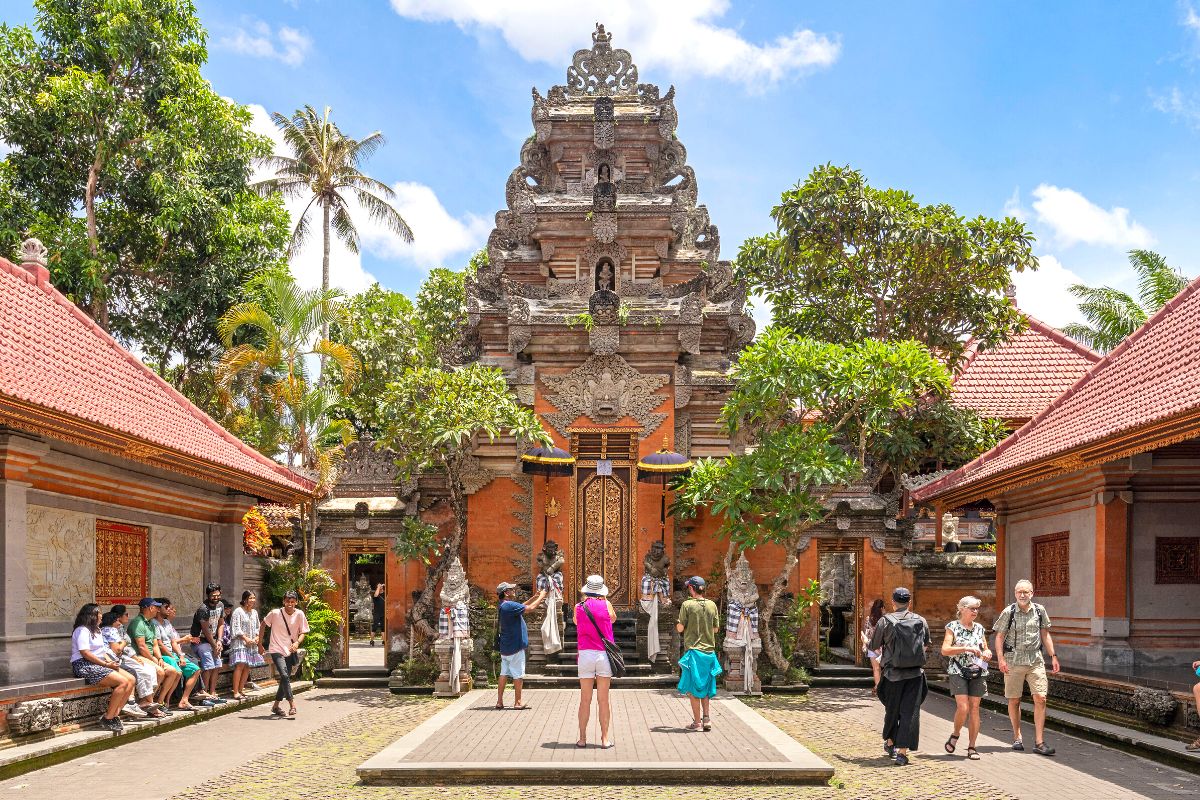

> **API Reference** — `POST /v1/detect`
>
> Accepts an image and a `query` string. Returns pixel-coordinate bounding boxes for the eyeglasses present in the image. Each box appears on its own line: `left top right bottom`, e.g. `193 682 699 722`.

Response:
964 606 981 612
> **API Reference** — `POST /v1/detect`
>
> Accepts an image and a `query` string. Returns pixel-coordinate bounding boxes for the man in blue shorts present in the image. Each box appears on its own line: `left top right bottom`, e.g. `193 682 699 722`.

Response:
495 581 547 710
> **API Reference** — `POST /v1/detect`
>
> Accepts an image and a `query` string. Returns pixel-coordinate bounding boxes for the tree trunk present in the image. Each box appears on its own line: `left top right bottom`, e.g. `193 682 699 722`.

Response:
85 151 109 330
407 475 469 643
319 201 331 379
760 543 798 672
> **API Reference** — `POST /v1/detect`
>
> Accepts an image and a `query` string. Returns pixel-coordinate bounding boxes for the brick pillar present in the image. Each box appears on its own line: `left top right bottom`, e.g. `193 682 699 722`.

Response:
0 430 50 684
1091 488 1133 668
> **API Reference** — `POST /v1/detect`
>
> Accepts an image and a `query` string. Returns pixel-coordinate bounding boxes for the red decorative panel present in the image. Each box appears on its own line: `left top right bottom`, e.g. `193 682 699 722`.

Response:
1155 537 1200 584
1031 531 1070 596
95 520 148 603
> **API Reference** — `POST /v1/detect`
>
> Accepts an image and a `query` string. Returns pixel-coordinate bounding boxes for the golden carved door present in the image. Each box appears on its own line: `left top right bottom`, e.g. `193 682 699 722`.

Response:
572 466 634 608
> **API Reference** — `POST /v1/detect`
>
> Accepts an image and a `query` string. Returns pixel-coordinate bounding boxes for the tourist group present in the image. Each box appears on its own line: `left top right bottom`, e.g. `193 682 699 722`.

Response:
68 584 310 732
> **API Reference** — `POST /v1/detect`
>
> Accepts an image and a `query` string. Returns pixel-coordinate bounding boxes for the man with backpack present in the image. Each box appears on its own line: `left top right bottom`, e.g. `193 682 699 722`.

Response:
993 579 1059 756
867 587 930 766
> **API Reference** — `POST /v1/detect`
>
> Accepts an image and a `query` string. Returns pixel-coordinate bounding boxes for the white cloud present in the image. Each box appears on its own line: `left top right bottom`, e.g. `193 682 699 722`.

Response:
388 0 840 88
220 20 312 67
1151 85 1200 128
1029 184 1153 249
245 104 486 293
1002 186 1025 222
1010 254 1086 329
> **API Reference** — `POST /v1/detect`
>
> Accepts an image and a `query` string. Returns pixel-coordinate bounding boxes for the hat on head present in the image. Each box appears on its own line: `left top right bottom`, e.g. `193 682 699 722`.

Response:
138 597 161 609
579 574 609 597
892 587 912 603
685 575 706 591
496 581 518 595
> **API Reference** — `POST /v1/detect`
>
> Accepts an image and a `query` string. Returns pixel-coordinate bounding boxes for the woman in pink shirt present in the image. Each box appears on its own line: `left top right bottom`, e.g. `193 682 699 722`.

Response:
573 574 616 749
262 590 308 717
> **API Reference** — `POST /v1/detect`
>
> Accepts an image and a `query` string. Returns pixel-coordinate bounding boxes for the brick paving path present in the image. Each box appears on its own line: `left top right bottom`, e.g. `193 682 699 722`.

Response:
2 686 1196 799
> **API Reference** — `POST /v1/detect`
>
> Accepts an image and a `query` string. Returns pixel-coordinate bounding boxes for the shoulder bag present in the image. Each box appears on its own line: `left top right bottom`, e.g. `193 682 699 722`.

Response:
277 610 302 677
581 601 626 678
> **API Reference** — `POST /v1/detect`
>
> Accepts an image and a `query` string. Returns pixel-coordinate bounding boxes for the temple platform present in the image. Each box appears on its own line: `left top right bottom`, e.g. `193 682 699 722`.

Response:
357 688 834 785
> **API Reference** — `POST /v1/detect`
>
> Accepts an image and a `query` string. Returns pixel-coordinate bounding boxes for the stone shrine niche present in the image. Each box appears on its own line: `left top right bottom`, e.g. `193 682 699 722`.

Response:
1031 531 1070 597
26 506 95 622
150 527 205 608
95 520 149 603
595 258 617 292
1155 536 1200 584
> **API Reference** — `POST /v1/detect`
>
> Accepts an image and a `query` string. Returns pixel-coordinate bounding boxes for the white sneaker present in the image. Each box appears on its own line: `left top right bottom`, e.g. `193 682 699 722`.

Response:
121 702 148 719
244 681 259 691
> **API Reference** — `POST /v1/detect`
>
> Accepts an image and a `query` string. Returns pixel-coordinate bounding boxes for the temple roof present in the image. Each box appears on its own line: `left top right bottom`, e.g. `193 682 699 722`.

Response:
915 274 1200 506
0 245 314 502
951 314 1100 424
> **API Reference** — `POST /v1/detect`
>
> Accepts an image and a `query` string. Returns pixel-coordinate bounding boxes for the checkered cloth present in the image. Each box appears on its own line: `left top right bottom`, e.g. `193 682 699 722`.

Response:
726 601 759 635
438 604 470 638
640 575 670 601
536 572 564 593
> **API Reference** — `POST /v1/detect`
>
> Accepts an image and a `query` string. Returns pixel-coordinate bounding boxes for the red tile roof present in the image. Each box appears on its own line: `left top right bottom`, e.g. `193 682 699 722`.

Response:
915 275 1200 505
951 315 1100 423
0 255 314 501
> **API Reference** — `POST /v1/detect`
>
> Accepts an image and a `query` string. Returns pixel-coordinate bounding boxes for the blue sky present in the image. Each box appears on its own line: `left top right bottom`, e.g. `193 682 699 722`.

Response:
8 1 1200 328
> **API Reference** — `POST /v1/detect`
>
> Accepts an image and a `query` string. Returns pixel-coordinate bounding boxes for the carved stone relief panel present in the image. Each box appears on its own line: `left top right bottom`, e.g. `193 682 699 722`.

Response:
542 354 669 439
674 413 691 459
150 526 205 609
589 325 619 355
593 213 617 244
26 505 95 623
1155 536 1200 584
678 326 702 355
674 365 692 409
459 455 496 495
1032 531 1070 596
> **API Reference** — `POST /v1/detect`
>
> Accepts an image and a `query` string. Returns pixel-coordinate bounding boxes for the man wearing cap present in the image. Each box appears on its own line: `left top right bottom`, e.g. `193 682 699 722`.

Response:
495 582 547 710
867 587 931 766
128 598 179 714
676 576 722 731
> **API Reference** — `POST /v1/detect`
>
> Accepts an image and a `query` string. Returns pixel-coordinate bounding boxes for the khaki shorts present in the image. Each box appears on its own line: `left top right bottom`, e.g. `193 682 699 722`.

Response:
1003 662 1049 698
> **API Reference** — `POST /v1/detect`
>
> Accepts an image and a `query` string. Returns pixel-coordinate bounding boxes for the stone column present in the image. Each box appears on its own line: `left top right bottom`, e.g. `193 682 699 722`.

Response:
215 493 255 594
722 638 762 695
0 430 49 684
433 636 474 696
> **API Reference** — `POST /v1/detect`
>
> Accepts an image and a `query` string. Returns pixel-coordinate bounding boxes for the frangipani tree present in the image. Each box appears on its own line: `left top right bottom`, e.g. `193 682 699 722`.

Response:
675 327 952 671
379 365 552 640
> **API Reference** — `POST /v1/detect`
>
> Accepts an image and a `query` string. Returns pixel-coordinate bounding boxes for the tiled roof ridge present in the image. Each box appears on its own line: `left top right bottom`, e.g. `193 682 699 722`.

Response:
0 256 312 492
1020 313 1102 363
916 273 1200 500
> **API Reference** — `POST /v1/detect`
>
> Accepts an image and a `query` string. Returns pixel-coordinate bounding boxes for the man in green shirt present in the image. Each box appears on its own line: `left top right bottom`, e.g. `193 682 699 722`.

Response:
129 598 178 713
675 576 722 731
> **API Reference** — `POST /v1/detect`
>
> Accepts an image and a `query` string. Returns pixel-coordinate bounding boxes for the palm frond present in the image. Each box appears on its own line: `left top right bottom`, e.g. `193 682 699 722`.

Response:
217 303 279 348
312 340 362 389
355 187 414 242
1129 249 1188 311
330 202 362 253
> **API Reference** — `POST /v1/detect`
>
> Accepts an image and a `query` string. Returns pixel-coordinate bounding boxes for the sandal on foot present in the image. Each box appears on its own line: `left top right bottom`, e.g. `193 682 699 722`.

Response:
685 721 703 731
1032 742 1055 756
601 740 614 749
701 715 712 732
966 747 980 760
944 733 959 754
1187 738 1200 752
494 703 505 710
575 740 587 748
513 703 531 710
271 706 286 717
1011 739 1024 751
287 707 297 716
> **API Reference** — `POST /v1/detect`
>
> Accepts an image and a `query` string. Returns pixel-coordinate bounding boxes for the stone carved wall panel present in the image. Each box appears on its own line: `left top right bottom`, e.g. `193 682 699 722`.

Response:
26 506 95 623
542 355 669 439
150 526 205 611
1032 531 1070 596
1155 536 1200 584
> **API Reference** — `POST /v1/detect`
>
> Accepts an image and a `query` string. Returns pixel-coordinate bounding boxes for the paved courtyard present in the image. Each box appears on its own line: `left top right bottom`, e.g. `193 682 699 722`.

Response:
0 686 1194 799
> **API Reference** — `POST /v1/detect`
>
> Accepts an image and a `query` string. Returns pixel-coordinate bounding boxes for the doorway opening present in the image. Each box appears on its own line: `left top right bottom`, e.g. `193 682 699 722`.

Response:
817 548 860 666
344 548 385 668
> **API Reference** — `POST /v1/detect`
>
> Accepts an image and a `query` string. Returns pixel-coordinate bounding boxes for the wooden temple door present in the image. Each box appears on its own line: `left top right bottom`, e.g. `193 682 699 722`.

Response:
569 428 639 609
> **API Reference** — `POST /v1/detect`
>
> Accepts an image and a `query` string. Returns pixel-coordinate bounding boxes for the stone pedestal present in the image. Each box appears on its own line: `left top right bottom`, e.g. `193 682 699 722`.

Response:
433 637 474 696
723 638 762 695
637 603 677 673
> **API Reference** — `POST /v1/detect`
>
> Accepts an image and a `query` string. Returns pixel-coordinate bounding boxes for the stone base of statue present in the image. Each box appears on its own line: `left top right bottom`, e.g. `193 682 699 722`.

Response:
723 638 763 695
637 606 677 673
433 636 474 696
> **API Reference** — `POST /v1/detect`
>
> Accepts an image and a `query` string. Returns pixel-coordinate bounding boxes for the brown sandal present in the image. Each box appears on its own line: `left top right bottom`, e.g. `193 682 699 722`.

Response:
966 747 980 760
944 734 959 753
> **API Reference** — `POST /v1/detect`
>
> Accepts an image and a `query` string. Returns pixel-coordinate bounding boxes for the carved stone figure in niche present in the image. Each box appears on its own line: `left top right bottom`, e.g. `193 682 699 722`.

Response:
536 539 565 592
942 512 960 553
643 540 670 580
598 163 611 182
595 259 616 291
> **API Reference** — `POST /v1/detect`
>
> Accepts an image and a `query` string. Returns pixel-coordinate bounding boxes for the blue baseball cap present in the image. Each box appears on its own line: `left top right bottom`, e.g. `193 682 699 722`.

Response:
138 597 162 608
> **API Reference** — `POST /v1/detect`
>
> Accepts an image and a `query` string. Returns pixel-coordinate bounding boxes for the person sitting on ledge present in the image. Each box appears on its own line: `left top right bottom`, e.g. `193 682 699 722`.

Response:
101 605 164 718
1189 657 1200 752
154 598 204 710
129 597 181 712
70 603 135 732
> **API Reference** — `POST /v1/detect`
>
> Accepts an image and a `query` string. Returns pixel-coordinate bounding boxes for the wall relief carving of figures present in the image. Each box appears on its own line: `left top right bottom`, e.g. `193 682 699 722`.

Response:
26 506 95 622
542 354 669 439
565 25 639 96
150 527 205 610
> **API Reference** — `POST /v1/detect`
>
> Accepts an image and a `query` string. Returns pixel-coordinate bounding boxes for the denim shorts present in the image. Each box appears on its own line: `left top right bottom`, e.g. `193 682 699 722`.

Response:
195 642 220 671
500 650 526 679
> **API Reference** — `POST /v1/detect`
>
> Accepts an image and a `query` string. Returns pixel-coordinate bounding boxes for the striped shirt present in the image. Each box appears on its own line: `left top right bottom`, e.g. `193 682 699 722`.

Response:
992 603 1051 666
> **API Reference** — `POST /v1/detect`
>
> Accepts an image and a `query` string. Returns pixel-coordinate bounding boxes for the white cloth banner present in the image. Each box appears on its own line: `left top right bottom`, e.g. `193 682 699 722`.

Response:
640 594 661 661
541 587 563 654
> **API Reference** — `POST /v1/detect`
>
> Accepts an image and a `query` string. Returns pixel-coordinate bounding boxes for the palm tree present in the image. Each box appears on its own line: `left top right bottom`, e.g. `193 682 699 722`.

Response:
1063 249 1189 353
255 105 413 342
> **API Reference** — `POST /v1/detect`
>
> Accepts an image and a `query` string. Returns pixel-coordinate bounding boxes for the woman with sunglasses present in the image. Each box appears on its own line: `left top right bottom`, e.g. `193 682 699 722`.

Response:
941 595 991 759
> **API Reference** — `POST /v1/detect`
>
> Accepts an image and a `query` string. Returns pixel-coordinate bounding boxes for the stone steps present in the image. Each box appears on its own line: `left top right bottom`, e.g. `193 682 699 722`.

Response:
810 665 875 688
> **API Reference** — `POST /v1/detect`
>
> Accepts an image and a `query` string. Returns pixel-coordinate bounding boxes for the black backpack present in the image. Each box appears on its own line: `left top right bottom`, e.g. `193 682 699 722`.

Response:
883 611 928 669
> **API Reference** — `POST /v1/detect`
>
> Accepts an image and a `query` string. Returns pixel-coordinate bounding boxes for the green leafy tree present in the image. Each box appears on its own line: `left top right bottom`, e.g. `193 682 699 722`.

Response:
256 105 413 344
377 365 552 640
0 0 289 361
415 266 471 365
675 328 951 671
1063 249 1189 353
736 164 1037 362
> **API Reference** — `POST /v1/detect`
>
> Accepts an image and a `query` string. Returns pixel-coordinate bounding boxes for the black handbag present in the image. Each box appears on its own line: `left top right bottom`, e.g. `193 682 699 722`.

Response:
581 602 626 678
278 611 302 677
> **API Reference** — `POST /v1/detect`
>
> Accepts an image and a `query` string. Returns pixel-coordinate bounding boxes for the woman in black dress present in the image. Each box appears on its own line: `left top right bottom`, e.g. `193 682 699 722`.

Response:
369 582 385 646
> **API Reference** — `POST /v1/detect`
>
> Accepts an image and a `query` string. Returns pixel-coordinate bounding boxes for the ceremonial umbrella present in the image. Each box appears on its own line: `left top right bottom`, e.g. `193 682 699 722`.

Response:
637 439 693 543
520 446 576 545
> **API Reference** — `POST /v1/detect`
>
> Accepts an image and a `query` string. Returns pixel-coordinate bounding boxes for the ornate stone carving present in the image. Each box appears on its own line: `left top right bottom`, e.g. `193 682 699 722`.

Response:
509 475 533 573
150 526 205 611
870 533 887 553
679 292 705 324
674 413 691 459
674 365 692 409
508 296 531 325
537 539 566 590
26 506 94 622
1131 687 1177 725
508 324 531 355
531 88 551 142
20 237 49 267
594 97 616 148
589 325 619 355
7 698 62 736
654 239 670 261
542 354 669 438
565 24 638 96
337 439 397 489
593 212 617 243
589 289 620 324
678 326 701 355
459 455 495 495
581 241 627 277
643 540 670 580
728 314 756 351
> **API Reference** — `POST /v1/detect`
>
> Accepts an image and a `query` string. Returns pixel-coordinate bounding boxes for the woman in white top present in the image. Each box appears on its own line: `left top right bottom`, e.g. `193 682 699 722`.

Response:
70 603 135 732
229 590 265 699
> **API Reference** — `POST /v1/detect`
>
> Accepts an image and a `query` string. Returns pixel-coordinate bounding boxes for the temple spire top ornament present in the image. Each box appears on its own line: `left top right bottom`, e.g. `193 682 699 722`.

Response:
565 23 639 96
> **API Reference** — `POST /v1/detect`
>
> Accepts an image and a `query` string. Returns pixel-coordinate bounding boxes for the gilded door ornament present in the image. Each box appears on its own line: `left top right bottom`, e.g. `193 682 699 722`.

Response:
575 468 633 607
95 520 148 603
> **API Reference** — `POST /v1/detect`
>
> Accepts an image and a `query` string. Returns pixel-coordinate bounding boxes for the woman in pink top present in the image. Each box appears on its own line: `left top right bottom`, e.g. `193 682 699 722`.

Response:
573 574 616 749
262 590 308 717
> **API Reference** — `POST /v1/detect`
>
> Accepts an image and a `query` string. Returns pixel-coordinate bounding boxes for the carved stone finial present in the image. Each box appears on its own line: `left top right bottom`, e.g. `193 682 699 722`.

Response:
592 22 611 45
20 238 48 267
566 24 639 96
